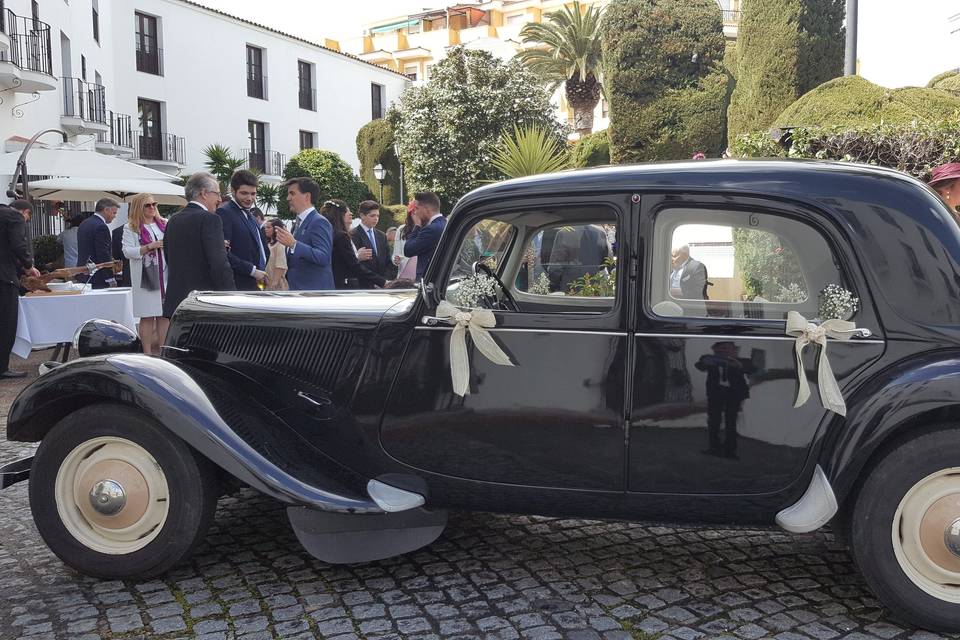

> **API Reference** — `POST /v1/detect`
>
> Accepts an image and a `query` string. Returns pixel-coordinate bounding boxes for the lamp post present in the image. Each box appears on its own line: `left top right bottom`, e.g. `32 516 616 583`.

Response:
373 163 385 204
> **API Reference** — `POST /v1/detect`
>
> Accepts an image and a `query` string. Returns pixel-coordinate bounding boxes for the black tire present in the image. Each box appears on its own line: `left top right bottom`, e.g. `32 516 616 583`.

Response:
851 427 960 631
29 403 219 579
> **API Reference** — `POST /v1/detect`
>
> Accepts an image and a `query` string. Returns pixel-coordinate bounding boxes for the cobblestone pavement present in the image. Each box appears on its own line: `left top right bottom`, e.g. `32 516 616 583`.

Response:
0 351 956 640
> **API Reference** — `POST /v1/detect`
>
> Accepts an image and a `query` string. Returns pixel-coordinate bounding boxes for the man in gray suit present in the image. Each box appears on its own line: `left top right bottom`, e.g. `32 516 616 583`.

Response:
669 245 707 300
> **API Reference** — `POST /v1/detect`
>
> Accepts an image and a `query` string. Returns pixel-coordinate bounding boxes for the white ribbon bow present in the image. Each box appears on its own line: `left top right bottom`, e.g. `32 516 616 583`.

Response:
785 310 858 416
435 300 515 396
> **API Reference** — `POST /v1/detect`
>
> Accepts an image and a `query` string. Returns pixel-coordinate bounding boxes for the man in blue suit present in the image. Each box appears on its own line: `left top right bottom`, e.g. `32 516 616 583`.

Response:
275 177 334 290
403 192 446 282
77 197 119 288
217 169 268 290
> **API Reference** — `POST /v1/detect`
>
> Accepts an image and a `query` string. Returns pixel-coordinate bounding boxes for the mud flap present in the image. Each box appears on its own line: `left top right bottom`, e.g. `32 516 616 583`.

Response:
287 506 448 564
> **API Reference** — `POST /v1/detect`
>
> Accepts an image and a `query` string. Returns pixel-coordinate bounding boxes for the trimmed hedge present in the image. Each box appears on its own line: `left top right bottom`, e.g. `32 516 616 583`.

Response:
730 116 960 182
279 149 370 218
356 119 402 205
726 0 845 141
928 69 959 88
570 129 610 167
601 0 728 163
775 76 960 129
932 72 960 96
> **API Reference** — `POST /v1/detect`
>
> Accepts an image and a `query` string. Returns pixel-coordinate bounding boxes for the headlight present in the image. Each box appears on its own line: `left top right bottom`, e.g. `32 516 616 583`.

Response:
73 319 142 357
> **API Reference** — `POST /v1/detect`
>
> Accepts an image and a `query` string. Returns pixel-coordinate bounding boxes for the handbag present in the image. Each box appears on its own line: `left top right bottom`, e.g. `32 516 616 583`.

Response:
140 258 160 291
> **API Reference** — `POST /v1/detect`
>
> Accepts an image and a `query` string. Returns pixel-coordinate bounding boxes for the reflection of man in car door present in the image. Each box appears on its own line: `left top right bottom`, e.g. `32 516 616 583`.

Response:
695 341 756 459
669 245 707 299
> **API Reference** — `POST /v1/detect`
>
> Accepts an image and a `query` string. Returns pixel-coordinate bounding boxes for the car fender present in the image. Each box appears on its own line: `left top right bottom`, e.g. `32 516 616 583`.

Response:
7 354 381 514
821 349 960 504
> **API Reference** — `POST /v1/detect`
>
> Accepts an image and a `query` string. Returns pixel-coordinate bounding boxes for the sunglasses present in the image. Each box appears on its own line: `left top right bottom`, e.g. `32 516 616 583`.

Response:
144 202 158 208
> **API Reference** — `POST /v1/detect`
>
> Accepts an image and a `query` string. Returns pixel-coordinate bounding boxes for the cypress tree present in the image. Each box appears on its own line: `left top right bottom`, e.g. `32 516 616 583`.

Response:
727 0 845 141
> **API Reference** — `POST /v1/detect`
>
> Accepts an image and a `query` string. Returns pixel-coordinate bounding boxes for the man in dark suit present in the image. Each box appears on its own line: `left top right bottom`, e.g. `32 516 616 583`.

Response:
1 200 40 379
350 200 397 288
77 197 119 288
695 341 756 459
162 172 236 318
403 192 446 282
274 178 334 290
669 245 708 300
217 169 268 290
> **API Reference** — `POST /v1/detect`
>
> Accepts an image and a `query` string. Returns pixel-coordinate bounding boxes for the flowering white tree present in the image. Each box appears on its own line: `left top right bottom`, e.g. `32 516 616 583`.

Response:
389 47 562 207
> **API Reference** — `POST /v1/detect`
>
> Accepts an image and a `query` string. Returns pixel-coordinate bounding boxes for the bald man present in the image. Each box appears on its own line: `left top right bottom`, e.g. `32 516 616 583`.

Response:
669 245 707 300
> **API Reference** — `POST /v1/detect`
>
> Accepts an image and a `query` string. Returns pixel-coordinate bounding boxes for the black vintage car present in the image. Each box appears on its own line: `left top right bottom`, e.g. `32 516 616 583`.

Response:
4 160 960 630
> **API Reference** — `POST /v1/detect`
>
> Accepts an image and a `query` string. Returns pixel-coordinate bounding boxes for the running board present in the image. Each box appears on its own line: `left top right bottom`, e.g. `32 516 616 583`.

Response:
0 456 32 490
287 506 447 564
776 465 838 533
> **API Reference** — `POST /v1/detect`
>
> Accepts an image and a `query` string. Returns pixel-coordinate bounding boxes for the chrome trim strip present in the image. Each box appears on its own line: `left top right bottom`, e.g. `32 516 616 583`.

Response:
633 332 884 344
415 326 629 336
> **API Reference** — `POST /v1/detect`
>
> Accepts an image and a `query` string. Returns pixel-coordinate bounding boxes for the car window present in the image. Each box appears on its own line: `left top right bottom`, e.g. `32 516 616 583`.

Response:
448 219 515 283
650 209 853 321
515 223 616 298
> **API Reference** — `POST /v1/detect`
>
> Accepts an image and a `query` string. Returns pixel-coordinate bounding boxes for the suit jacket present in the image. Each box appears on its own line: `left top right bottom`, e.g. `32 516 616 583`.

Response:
286 209 335 291
350 225 396 288
0 205 33 286
111 225 131 288
674 258 708 300
330 231 370 289
162 203 236 318
403 215 446 282
77 214 114 288
217 199 268 291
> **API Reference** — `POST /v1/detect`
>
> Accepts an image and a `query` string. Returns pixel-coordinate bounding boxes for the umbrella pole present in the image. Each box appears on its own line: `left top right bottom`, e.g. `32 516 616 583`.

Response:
6 129 68 202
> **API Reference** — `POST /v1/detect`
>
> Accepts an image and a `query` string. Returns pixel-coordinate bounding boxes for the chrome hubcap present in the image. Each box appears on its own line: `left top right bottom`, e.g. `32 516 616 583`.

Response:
89 479 126 515
945 518 960 558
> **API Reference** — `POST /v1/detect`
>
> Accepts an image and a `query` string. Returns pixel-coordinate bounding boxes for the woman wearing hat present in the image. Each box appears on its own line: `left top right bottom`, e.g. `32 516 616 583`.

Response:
929 163 960 213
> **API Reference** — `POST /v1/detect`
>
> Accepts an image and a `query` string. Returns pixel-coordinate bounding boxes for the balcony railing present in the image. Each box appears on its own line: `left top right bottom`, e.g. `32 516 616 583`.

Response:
299 87 315 111
136 132 185 165
247 73 267 99
135 35 162 75
97 111 134 149
0 9 53 76
62 76 107 124
721 9 741 22
242 148 286 176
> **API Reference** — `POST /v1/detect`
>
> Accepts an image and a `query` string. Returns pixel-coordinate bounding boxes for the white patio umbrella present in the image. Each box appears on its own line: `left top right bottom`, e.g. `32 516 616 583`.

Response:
0 147 176 181
28 177 186 206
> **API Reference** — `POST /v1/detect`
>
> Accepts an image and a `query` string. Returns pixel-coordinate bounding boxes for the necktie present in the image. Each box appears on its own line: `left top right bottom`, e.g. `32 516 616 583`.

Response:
243 209 266 270
367 228 377 256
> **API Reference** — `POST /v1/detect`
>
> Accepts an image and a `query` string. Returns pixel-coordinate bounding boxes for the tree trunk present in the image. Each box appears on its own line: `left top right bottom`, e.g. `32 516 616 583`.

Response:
566 74 602 137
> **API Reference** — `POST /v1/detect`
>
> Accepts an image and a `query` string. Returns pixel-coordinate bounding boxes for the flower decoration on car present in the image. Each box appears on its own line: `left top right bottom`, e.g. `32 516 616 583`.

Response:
448 272 500 309
818 284 859 321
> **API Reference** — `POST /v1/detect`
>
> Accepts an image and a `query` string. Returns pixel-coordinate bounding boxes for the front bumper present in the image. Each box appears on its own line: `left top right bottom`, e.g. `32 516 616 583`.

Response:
0 456 32 489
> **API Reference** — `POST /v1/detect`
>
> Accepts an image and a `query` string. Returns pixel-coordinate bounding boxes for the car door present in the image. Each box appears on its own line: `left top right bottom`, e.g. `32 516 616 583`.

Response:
629 194 885 494
380 197 632 491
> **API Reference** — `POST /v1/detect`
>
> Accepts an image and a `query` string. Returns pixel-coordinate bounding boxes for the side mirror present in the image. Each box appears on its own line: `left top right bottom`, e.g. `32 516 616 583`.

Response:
73 319 141 357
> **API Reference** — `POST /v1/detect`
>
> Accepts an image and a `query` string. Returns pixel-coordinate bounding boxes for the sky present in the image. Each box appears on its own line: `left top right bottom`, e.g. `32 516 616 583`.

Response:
193 0 959 89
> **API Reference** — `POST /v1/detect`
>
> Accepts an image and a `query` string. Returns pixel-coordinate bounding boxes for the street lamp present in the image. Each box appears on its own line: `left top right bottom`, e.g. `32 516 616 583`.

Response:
373 163 386 203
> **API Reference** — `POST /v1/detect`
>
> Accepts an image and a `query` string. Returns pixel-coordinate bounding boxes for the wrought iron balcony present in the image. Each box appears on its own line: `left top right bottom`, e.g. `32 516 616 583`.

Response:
62 76 107 124
721 9 741 23
242 148 286 176
0 9 53 76
135 35 162 75
96 111 134 149
136 132 185 165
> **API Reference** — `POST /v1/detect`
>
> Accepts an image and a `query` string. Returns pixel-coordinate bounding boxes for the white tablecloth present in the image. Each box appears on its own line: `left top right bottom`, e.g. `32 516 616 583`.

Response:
13 288 136 359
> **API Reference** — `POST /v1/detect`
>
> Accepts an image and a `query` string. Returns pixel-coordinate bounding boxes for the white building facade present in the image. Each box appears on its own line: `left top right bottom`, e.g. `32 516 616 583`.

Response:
0 0 409 190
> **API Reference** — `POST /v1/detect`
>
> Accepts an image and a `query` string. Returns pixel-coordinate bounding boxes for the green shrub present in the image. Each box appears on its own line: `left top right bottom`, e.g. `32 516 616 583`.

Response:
492 124 569 178
279 149 370 218
33 235 62 268
775 75 960 128
928 69 959 88
932 72 960 96
389 47 561 207
601 0 728 163
570 129 610 167
356 119 402 205
726 0 845 141
384 204 408 227
730 116 960 182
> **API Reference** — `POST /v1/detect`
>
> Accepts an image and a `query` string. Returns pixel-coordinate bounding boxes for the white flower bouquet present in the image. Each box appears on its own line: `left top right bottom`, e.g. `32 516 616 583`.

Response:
449 272 500 309
818 284 859 321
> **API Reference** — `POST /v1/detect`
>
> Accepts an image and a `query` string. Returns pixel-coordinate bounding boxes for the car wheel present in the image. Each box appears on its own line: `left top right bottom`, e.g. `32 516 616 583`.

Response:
851 428 960 630
29 403 219 579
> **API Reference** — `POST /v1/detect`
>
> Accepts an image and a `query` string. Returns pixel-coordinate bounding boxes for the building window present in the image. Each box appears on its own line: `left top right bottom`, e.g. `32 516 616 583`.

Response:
137 98 163 160
298 60 314 111
404 64 418 81
92 5 100 43
424 63 434 80
299 130 315 151
371 83 385 120
135 12 162 75
247 45 266 99
248 121 266 171
506 12 525 25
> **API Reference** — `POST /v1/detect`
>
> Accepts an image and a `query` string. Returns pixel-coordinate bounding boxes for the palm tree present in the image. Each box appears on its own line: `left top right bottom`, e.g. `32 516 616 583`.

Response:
492 125 569 179
516 1 604 137
202 144 244 193
256 182 281 215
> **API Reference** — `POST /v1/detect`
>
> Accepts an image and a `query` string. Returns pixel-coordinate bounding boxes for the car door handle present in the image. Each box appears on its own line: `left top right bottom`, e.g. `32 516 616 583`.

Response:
297 391 331 407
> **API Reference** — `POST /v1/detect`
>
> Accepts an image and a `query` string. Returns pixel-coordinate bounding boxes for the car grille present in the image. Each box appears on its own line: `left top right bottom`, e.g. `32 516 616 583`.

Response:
181 323 355 389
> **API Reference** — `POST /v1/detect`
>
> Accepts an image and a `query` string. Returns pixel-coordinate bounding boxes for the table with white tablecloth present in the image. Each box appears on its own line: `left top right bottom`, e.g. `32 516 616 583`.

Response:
13 288 136 360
